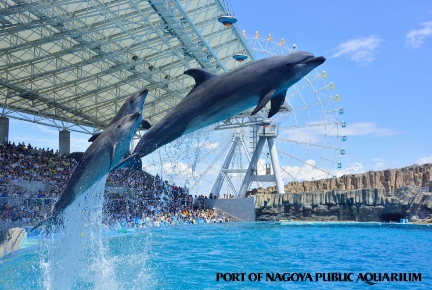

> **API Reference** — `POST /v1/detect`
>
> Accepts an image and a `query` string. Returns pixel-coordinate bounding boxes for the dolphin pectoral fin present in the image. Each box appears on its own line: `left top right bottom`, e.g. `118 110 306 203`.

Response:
140 119 152 130
184 68 217 87
67 152 85 162
251 89 276 116
111 155 142 172
268 90 287 118
88 132 102 142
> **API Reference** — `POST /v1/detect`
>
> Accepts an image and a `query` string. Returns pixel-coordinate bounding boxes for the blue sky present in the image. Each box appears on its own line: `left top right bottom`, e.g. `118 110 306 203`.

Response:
7 0 432 187
230 0 432 173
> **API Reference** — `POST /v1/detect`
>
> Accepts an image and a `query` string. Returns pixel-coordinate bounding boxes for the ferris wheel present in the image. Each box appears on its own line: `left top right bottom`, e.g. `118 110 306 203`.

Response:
140 31 347 197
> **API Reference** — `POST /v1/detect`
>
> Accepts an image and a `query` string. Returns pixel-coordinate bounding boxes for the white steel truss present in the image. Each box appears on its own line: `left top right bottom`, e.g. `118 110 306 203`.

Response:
0 0 255 133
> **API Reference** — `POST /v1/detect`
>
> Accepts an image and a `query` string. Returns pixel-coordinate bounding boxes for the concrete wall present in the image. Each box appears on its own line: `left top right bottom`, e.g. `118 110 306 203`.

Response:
205 198 256 221
0 227 26 257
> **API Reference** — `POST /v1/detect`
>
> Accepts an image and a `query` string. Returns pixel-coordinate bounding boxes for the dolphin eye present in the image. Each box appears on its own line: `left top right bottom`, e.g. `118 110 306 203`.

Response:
117 125 121 128
130 100 133 104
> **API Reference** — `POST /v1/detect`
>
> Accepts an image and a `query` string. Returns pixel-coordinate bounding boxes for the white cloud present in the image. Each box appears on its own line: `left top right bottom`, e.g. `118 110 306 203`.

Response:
36 124 58 135
332 162 364 177
330 35 382 63
280 121 398 141
70 136 91 152
419 155 432 164
281 159 319 181
279 126 321 144
339 122 400 136
279 160 366 182
373 161 386 171
406 21 432 48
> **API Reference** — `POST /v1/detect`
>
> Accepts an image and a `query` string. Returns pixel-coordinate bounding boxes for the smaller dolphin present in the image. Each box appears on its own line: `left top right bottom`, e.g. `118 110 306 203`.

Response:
88 88 151 142
31 112 142 231
68 89 151 162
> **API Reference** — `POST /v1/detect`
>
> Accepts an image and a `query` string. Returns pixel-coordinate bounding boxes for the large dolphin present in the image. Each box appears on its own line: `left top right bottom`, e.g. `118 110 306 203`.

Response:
88 88 151 142
31 112 143 231
113 51 325 170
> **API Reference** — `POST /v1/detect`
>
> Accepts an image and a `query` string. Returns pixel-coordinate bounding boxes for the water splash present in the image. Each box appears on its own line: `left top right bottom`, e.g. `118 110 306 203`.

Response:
38 176 148 289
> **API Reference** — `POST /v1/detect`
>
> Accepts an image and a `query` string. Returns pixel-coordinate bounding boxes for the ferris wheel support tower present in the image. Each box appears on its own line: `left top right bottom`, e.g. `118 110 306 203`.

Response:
238 119 285 197
209 132 251 197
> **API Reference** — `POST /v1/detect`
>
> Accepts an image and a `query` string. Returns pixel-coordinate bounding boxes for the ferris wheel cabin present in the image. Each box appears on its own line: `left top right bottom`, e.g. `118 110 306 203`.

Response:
233 52 248 62
218 12 237 27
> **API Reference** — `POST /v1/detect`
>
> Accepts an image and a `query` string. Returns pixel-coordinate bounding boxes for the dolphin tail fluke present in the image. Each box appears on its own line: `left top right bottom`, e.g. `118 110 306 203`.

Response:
111 155 142 172
88 132 102 142
31 216 60 232
251 89 276 116
140 119 152 130
67 152 85 162
268 90 287 118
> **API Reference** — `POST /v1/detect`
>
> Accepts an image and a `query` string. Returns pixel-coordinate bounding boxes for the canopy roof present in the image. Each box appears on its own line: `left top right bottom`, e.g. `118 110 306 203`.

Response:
0 0 255 134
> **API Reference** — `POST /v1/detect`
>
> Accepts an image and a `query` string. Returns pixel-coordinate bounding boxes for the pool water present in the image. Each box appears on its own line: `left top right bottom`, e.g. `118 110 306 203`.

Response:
0 222 431 289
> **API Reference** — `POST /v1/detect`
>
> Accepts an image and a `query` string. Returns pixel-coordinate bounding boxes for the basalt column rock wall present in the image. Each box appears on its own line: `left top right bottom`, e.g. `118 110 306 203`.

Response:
254 186 432 222
248 164 432 196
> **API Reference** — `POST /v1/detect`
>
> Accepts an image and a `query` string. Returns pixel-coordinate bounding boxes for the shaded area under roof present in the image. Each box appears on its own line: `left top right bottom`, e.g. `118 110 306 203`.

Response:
0 0 255 134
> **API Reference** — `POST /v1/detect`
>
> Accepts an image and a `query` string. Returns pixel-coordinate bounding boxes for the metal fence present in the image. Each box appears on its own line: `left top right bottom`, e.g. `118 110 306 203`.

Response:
0 197 57 208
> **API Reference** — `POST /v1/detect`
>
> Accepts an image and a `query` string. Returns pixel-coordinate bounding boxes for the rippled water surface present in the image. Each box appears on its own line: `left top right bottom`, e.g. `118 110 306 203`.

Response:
1 223 431 289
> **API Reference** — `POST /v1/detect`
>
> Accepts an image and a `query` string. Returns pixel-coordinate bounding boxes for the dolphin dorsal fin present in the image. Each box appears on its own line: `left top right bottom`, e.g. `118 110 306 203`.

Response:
184 68 217 87
88 132 102 142
67 152 85 162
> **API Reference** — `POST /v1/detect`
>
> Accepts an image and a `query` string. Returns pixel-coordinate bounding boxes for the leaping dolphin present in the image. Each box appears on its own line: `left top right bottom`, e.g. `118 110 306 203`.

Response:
88 88 151 142
68 89 151 162
113 51 325 170
31 112 143 231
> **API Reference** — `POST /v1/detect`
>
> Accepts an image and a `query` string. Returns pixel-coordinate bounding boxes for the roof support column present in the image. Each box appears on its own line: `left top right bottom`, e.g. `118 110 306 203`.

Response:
0 116 9 144
59 129 70 155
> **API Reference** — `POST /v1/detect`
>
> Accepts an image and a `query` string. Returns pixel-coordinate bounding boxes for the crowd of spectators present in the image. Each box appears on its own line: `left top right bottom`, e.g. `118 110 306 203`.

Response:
0 141 232 230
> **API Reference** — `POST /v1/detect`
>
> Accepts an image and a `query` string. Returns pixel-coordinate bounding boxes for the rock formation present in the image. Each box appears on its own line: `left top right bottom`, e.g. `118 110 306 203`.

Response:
255 186 432 222
249 164 432 222
248 163 432 195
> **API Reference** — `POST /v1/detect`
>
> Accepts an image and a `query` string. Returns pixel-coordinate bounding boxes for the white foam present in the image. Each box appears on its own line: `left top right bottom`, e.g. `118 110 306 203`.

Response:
40 176 120 289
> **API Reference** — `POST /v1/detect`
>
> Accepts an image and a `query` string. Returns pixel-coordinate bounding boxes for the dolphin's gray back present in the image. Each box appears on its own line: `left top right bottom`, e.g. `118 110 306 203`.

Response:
130 52 324 160
131 62 271 158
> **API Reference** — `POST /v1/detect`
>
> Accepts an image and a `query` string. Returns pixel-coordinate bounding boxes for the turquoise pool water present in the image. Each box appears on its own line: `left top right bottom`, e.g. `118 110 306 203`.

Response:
0 222 431 289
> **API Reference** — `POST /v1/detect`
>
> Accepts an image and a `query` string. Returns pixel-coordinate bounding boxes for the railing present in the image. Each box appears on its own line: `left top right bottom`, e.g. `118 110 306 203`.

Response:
0 197 57 208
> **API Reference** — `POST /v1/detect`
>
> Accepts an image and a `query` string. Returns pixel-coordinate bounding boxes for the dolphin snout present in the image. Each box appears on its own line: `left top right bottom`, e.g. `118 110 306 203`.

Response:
302 56 326 65
134 88 148 100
